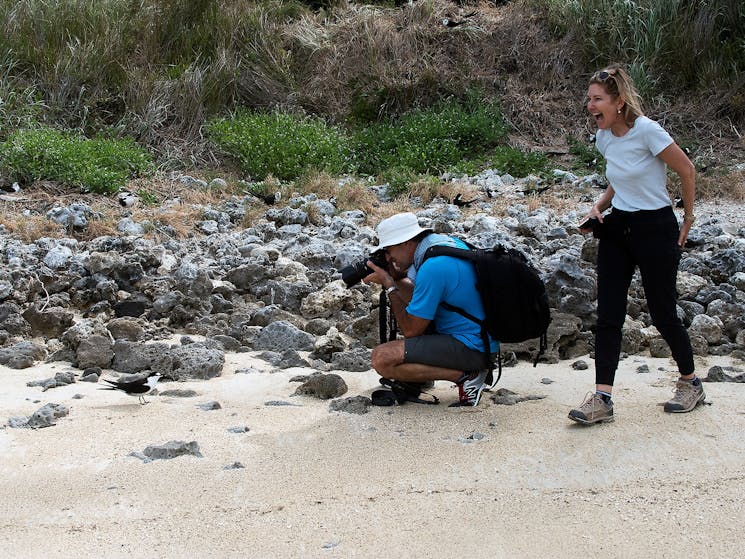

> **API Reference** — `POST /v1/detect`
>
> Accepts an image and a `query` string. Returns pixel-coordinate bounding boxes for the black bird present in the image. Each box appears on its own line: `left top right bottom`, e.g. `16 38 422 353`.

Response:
452 193 478 207
117 191 139 208
523 185 551 196
99 372 160 404
249 190 281 206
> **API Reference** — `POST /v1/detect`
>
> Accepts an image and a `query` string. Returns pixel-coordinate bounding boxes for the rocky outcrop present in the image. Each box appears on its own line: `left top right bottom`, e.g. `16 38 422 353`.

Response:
0 170 743 383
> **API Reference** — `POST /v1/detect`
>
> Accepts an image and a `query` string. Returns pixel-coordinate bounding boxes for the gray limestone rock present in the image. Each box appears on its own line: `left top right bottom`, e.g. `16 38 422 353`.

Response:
0 341 47 369
329 395 371 414
8 403 70 429
255 320 315 352
141 440 203 460
294 373 348 400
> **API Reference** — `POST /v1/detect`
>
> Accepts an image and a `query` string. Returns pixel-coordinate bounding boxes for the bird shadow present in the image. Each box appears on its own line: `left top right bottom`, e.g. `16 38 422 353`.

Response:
89 402 151 411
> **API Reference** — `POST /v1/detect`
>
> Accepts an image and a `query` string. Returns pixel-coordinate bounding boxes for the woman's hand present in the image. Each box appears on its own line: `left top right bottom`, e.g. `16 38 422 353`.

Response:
678 219 693 247
579 205 605 233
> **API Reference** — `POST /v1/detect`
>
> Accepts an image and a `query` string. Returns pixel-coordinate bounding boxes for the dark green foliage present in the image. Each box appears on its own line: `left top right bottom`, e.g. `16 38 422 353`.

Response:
379 167 419 198
0 128 154 193
136 188 160 206
206 94 510 187
352 96 509 176
567 135 606 174
206 110 352 181
489 146 550 178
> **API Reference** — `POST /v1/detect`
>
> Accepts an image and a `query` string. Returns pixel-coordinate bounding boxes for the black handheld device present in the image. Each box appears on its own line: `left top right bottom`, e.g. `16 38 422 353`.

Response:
578 217 599 230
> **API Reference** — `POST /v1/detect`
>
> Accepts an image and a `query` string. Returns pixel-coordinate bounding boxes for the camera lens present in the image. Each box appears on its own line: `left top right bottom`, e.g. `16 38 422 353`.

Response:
340 252 388 287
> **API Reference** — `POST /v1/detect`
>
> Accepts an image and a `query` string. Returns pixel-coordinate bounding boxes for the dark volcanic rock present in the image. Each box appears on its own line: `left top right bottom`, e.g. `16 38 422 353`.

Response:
21 306 74 338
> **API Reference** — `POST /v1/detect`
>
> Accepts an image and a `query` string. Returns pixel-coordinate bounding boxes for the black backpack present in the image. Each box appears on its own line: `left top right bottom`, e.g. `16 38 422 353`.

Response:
422 241 551 379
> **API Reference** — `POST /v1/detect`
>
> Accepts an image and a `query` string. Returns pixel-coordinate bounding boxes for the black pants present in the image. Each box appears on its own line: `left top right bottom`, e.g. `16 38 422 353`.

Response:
595 206 694 386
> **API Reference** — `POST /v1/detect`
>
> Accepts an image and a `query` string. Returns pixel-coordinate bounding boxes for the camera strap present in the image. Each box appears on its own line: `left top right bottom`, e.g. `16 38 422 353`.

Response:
379 290 398 344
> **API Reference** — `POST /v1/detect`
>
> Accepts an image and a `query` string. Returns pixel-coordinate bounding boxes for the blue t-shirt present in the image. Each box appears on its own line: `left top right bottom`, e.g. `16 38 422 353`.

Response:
406 235 499 353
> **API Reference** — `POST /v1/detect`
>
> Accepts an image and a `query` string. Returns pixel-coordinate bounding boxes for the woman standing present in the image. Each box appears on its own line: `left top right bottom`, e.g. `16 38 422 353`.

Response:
569 64 703 425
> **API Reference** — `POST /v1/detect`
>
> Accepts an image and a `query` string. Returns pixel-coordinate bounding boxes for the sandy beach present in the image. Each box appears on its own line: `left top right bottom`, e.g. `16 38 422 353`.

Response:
2 348 744 558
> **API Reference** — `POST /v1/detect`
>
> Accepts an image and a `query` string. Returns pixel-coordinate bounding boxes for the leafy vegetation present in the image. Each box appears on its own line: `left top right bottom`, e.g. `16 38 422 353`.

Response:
567 136 606 174
0 0 741 196
206 94 515 188
489 146 550 178
207 110 351 181
352 96 510 177
0 128 154 193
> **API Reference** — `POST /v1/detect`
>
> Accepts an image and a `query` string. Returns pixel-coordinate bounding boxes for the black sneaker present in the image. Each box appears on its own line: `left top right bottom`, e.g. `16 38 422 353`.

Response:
378 379 438 405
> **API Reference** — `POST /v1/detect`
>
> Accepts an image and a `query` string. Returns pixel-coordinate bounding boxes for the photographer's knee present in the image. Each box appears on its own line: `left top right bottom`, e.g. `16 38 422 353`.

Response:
371 342 404 374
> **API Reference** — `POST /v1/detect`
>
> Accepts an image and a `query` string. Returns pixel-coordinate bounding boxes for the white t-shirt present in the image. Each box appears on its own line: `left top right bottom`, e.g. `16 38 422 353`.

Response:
596 116 674 212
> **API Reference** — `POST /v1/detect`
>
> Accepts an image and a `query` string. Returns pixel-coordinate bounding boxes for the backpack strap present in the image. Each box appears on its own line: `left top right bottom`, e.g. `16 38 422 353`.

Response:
422 243 498 383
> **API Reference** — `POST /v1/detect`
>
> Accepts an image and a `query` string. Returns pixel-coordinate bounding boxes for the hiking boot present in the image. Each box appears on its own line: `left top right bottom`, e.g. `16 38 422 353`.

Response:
450 370 488 407
568 392 614 425
664 378 705 413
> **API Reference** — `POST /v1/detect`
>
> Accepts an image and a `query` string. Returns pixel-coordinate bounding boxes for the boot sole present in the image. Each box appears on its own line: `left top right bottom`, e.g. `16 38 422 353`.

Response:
664 393 706 413
568 412 614 425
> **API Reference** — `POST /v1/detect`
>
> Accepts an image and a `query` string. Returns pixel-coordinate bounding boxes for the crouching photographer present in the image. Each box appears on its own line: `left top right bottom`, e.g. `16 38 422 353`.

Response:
360 212 498 407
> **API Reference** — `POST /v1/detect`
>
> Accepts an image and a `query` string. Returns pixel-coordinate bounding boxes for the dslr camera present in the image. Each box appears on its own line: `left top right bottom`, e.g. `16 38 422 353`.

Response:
341 251 388 287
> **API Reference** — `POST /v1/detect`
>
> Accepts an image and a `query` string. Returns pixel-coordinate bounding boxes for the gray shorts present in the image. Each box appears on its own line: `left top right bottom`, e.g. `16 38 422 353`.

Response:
404 334 490 371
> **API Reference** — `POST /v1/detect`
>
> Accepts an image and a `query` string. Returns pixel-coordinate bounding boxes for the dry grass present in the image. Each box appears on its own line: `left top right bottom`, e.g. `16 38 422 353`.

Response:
697 169 745 201
4 163 742 243
294 0 495 119
295 171 379 214
0 213 65 242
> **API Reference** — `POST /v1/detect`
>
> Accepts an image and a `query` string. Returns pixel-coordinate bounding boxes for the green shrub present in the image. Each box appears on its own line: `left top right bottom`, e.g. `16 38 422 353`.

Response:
207 110 351 181
0 127 154 193
567 135 606 174
490 146 549 178
136 188 160 206
379 166 419 198
352 95 509 176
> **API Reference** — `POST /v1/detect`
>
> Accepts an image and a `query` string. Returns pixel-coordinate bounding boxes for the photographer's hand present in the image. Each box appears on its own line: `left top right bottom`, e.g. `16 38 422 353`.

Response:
365 261 415 305
364 260 394 289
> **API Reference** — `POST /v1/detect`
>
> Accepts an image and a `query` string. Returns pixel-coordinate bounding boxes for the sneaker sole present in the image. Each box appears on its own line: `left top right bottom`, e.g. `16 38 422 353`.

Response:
568 412 614 425
663 392 706 413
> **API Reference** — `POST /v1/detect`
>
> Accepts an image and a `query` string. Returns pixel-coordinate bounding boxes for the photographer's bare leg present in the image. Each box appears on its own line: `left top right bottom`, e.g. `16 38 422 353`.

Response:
371 340 462 383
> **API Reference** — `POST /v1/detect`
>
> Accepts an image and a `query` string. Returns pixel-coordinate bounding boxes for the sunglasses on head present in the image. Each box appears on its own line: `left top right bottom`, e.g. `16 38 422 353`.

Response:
593 70 616 82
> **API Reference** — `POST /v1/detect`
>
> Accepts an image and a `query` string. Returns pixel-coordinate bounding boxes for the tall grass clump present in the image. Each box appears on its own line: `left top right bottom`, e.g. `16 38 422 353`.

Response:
0 0 311 156
0 128 154 193
544 0 745 107
206 110 351 181
352 94 510 177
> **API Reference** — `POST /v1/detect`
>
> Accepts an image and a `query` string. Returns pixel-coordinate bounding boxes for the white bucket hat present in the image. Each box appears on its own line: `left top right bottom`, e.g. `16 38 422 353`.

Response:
373 212 431 252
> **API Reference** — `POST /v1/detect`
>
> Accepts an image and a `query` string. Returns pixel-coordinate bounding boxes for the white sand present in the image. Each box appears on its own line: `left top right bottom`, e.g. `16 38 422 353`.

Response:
2 350 744 558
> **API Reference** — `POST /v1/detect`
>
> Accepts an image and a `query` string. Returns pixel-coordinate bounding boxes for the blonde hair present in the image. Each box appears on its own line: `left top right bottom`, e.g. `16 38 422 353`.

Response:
589 63 644 126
